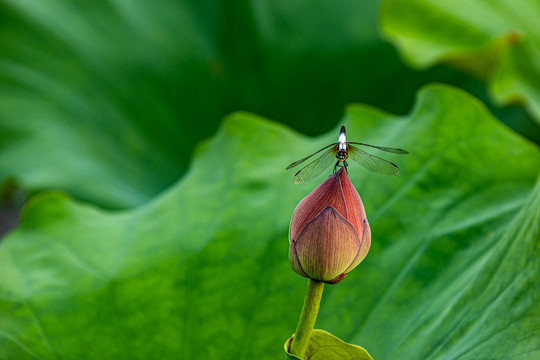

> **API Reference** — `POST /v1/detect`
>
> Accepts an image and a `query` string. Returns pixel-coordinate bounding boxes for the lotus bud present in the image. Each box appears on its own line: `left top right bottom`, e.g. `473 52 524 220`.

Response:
289 167 371 284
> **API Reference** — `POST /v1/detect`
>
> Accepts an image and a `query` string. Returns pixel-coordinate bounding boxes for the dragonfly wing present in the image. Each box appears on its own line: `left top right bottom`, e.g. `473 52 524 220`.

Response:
348 145 400 176
348 142 408 154
293 149 337 184
286 143 336 169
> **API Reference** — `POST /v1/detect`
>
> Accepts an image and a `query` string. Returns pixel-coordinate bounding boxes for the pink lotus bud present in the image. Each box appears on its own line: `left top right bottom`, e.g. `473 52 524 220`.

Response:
289 167 371 284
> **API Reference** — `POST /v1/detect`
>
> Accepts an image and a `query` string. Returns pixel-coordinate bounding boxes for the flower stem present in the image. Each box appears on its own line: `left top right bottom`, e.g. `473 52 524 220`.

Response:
288 279 325 359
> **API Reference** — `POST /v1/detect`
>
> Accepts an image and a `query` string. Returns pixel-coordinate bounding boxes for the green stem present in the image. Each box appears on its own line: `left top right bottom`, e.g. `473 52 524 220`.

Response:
288 279 325 359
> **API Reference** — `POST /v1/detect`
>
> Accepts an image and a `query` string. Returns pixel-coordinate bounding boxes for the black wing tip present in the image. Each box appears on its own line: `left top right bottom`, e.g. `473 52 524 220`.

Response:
383 169 400 176
390 161 400 176
340 125 346 133
379 162 400 176
293 171 306 184
377 161 401 176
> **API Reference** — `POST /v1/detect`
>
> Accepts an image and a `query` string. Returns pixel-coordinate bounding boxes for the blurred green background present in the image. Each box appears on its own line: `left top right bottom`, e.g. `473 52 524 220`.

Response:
1 1 539 359
1 0 538 214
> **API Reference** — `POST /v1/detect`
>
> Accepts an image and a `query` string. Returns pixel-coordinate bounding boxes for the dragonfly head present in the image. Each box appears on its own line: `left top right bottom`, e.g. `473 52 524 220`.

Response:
337 149 348 161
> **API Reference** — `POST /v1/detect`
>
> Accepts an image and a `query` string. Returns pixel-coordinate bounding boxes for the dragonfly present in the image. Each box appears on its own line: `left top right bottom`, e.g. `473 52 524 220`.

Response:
286 125 408 184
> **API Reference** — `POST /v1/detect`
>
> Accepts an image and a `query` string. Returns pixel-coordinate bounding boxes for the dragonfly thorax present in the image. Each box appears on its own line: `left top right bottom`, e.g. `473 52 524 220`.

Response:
338 131 347 151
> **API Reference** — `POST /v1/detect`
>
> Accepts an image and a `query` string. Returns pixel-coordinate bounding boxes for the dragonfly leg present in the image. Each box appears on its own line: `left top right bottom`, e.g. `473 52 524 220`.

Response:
333 160 341 174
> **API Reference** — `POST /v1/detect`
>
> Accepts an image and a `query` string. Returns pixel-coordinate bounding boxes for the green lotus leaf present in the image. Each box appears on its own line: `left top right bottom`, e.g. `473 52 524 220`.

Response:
0 0 455 208
0 85 539 359
380 0 540 124
284 329 373 360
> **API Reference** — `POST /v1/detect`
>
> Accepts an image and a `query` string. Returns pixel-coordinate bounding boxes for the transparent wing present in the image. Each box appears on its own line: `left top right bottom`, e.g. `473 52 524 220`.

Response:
348 142 408 154
293 148 337 184
286 143 336 170
348 145 400 176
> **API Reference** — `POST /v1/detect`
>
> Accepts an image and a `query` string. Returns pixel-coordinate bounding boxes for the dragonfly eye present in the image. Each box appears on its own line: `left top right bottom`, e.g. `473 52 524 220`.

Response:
337 150 348 160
